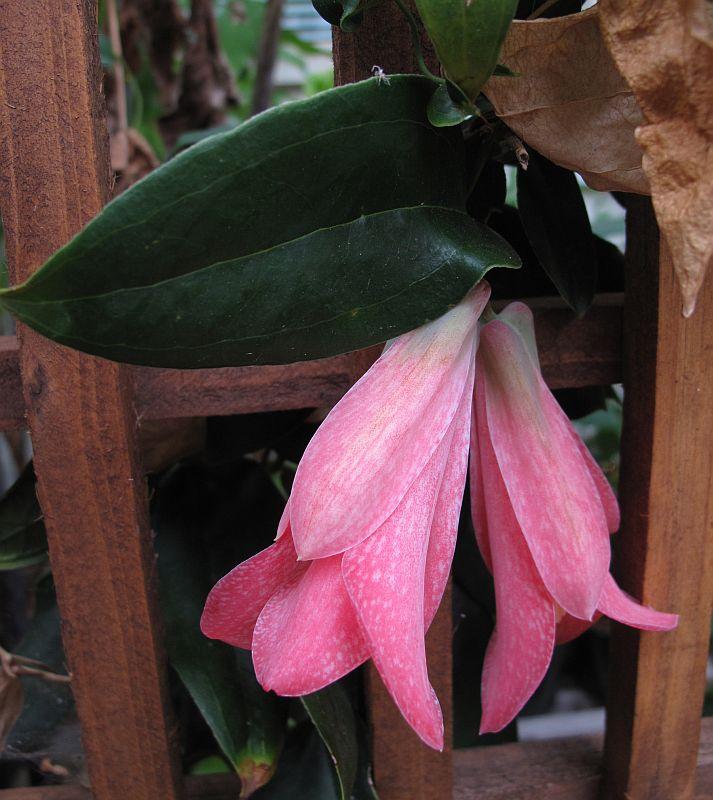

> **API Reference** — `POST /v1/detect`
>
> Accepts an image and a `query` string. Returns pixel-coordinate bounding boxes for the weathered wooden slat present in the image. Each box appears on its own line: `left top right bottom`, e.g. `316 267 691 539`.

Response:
602 205 713 800
0 299 623 431
3 716 713 800
0 3 183 800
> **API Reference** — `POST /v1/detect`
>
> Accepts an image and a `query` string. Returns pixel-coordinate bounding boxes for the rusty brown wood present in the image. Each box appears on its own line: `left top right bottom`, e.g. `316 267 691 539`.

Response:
3 716 713 800
0 299 623 431
0 3 183 800
602 199 713 799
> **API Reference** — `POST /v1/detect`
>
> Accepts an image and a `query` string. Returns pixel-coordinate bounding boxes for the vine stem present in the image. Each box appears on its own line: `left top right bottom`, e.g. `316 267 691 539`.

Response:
391 0 442 83
527 0 568 20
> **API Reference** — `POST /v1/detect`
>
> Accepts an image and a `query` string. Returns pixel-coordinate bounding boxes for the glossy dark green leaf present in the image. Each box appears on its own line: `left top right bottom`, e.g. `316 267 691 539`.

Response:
1 206 519 368
312 0 364 30
153 466 285 794
426 83 473 128
301 683 358 800
516 150 597 315
0 76 523 368
0 464 47 571
415 0 518 101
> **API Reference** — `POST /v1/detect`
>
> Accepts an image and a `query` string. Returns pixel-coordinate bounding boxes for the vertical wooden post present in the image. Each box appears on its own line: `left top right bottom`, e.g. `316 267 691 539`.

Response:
333 9 452 800
0 3 183 799
603 199 713 799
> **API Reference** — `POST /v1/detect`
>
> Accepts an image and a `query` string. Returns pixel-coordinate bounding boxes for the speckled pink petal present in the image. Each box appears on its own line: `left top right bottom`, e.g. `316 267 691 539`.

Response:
498 301 620 535
424 359 475 628
201 533 305 649
342 432 455 751
477 390 556 734
555 612 601 645
540 387 621 534
290 283 490 561
598 574 678 631
469 403 492 572
252 555 369 696
479 318 610 620
275 498 290 540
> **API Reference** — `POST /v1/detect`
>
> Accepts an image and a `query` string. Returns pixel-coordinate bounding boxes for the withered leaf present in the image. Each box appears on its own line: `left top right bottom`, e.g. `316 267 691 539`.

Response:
599 0 713 316
484 7 649 195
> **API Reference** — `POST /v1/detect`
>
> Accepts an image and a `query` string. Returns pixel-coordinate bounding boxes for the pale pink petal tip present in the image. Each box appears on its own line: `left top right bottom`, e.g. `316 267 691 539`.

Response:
599 574 678 632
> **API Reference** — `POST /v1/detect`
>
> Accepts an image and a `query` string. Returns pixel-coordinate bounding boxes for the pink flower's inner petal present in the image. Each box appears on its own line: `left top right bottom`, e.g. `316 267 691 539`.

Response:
477 410 555 734
424 358 475 628
290 283 490 561
479 319 610 620
252 555 369 696
201 533 305 649
541 386 621 534
497 301 540 368
470 391 492 572
343 433 455 751
598 574 679 631
275 498 290 540
555 612 600 645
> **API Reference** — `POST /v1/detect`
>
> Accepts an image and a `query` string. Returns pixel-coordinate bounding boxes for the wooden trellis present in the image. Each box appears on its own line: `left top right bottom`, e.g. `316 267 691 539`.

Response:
0 2 711 800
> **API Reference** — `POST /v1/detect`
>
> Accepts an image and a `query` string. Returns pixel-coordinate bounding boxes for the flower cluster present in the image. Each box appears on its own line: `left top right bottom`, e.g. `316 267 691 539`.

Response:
201 281 676 749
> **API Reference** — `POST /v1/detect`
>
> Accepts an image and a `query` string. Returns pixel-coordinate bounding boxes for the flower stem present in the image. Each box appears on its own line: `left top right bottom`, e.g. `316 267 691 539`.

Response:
391 0 442 84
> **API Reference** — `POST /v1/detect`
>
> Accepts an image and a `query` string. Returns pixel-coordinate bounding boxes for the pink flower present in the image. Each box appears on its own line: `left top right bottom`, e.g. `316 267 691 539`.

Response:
470 302 678 734
201 283 491 750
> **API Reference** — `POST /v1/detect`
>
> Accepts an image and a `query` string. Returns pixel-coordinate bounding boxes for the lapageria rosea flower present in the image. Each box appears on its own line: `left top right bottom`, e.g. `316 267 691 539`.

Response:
201 283 492 750
470 302 678 734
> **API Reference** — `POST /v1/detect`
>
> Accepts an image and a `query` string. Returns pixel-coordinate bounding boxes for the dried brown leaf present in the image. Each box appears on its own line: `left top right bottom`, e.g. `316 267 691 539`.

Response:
484 7 649 194
599 0 713 316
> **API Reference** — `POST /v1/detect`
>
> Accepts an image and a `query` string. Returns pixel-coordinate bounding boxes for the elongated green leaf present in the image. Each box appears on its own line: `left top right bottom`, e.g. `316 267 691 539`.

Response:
312 0 364 30
0 464 47 570
153 466 285 794
2 206 519 368
415 0 518 101
516 150 597 315
302 683 358 800
0 76 523 368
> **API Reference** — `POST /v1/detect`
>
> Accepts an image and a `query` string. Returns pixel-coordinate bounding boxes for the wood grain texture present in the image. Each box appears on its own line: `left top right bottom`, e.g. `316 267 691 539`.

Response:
0 300 622 431
333 10 453 800
602 199 713 799
0 3 183 800
3 717 713 800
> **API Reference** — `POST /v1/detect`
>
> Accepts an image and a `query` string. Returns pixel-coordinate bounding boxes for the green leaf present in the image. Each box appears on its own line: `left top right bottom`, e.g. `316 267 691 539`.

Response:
312 0 365 30
153 466 285 795
414 0 518 101
1 206 519 369
426 83 473 128
0 464 47 571
516 150 597 315
0 76 522 368
301 683 358 800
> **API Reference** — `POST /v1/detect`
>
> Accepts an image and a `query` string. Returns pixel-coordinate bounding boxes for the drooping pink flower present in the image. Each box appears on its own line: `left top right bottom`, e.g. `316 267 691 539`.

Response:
201 283 491 750
470 302 678 734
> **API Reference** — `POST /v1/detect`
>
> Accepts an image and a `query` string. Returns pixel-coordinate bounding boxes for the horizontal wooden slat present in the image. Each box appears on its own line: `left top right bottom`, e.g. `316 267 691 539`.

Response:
0 296 622 431
3 715 711 800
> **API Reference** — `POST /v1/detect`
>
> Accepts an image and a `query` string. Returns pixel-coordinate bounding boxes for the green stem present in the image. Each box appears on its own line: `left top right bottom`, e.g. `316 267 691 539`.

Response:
391 0 441 83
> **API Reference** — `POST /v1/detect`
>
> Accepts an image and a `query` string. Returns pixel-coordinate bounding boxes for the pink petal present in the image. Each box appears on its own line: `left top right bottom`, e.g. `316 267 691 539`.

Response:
499 301 620 534
598 574 678 631
476 379 556 734
252 554 369 695
540 387 621 534
275 498 290 540
424 359 475 627
201 533 305 649
290 283 490 561
469 403 492 572
479 318 610 620
342 430 456 751
555 612 601 645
